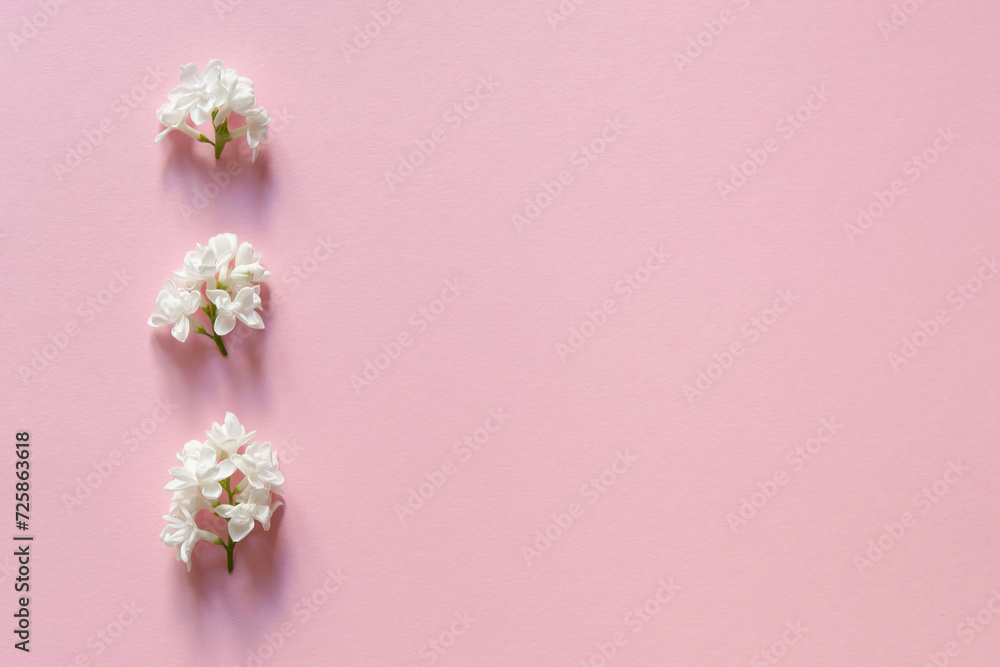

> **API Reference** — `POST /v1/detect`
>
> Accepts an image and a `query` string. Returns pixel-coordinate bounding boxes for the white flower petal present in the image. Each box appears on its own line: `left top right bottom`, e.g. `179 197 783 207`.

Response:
229 515 254 542
170 318 190 342
178 63 203 88
214 312 236 336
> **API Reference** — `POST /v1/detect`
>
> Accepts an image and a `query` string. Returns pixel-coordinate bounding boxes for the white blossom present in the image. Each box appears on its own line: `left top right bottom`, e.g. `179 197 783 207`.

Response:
177 439 208 468
207 285 263 336
148 279 203 342
214 488 275 542
173 243 218 288
165 444 236 501
149 234 269 353
160 504 218 571
154 103 201 143
213 69 257 127
239 108 270 163
208 233 239 275
169 483 213 516
226 241 271 288
160 416 286 573
155 59 270 162
205 412 257 458
231 441 284 493
167 59 226 126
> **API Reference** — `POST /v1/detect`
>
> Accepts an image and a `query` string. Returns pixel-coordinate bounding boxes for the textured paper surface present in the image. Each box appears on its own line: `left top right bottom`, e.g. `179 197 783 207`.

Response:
3 1 1000 665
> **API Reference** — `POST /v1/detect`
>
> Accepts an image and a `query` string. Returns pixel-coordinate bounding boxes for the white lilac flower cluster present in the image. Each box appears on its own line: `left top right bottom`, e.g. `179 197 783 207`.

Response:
155 59 270 162
160 413 284 573
148 233 270 357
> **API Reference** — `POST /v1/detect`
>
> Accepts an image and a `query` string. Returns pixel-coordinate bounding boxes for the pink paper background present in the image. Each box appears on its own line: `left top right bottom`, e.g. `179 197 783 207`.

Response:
3 1 1000 665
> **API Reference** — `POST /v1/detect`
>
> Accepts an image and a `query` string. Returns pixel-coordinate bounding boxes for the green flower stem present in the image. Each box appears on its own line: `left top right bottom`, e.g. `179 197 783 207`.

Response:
219 477 236 574
196 308 229 357
214 535 234 572
211 110 232 159
211 332 228 357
